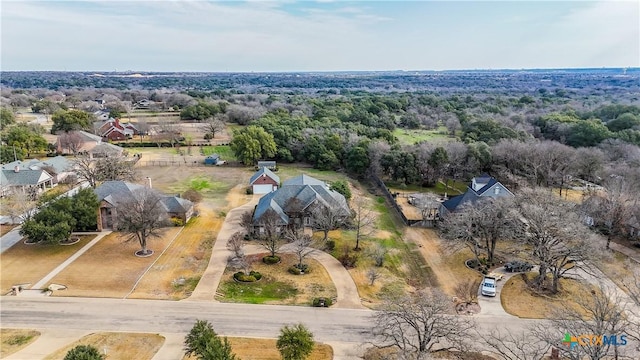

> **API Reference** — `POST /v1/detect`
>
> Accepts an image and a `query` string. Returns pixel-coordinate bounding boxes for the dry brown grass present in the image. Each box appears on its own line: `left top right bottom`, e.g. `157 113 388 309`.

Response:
595 251 637 297
1 329 40 358
0 224 17 237
217 253 337 305
552 188 585 204
183 337 333 360
48 228 181 298
128 207 220 300
43 332 164 360
0 235 95 294
403 228 481 296
501 273 597 319
395 197 423 220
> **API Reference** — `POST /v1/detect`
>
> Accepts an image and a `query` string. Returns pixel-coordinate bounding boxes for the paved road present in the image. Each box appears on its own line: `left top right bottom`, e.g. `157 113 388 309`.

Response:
0 296 536 356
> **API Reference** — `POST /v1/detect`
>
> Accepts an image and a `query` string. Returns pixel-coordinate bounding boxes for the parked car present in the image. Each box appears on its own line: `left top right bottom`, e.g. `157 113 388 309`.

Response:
481 276 497 297
504 260 533 273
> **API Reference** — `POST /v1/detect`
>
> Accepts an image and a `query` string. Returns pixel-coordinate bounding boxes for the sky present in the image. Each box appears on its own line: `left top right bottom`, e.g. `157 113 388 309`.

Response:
1 0 638 72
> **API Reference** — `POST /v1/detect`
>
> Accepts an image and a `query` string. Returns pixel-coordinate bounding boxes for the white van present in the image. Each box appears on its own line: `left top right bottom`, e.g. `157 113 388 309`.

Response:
481 276 497 297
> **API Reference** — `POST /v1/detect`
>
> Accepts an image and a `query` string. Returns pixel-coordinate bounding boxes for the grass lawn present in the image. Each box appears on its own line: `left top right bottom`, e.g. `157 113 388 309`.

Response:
501 274 597 319
387 179 467 196
0 235 95 294
44 332 164 360
552 188 585 204
183 337 333 360
1 329 40 358
393 127 452 145
200 145 236 161
128 209 220 300
320 184 434 308
48 228 181 298
276 164 352 184
595 250 637 298
216 253 336 305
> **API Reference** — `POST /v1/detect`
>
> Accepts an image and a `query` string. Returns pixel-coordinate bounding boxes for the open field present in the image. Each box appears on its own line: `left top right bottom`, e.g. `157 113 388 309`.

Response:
393 127 452 145
501 274 597 319
43 332 164 360
1 329 40 358
183 337 333 360
0 235 95 294
48 228 181 298
216 253 337 305
552 188 585 203
276 164 351 184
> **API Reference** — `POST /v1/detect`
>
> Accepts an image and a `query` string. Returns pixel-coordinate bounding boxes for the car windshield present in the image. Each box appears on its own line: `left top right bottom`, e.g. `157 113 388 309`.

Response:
484 282 494 288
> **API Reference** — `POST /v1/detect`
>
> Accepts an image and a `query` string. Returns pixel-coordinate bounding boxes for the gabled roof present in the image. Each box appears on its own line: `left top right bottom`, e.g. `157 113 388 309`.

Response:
250 167 280 185
441 190 480 211
95 180 145 205
40 156 72 174
441 175 513 212
77 131 103 143
257 161 276 166
1 169 52 186
474 177 499 195
161 196 193 213
90 142 124 155
253 191 289 225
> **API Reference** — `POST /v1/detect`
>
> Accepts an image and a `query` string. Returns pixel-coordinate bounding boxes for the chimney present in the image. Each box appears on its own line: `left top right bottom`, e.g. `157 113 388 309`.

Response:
146 177 152 189
14 166 19 173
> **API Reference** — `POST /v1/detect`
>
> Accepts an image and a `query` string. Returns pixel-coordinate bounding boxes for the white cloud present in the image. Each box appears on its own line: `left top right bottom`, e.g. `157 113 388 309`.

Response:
1 1 637 71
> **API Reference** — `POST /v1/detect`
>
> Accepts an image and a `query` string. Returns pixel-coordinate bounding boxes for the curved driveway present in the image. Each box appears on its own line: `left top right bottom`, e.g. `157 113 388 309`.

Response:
188 196 364 309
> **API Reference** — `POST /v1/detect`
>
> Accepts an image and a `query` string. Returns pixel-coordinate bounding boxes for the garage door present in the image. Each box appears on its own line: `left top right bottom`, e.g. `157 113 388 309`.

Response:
253 184 274 194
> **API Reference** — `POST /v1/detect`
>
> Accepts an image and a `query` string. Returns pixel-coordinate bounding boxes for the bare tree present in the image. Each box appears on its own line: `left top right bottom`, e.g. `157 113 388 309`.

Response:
582 176 634 249
58 131 84 155
372 289 474 358
440 197 516 266
367 243 388 267
445 117 461 137
94 156 136 183
476 328 550 360
352 197 375 251
115 187 168 256
530 282 635 360
366 268 381 286
311 204 347 242
256 209 285 258
515 188 604 293
284 229 315 270
5 192 37 224
203 116 226 138
226 231 245 259
240 211 254 236
71 155 100 188
454 278 481 306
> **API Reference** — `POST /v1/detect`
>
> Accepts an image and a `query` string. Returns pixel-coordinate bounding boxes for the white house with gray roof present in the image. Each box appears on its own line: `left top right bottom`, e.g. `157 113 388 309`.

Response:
252 174 350 235
0 161 55 197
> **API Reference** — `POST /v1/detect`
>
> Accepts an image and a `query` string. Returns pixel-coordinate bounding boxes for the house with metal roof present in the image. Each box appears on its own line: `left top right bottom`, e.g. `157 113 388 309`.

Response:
94 180 194 230
249 167 280 194
252 174 350 236
439 174 514 217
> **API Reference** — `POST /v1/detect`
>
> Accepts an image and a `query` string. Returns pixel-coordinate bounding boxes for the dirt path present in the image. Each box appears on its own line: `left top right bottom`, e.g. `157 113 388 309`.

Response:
403 227 479 296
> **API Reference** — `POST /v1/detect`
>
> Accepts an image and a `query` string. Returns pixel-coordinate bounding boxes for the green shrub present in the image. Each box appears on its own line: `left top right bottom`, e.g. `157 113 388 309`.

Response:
288 266 302 275
249 270 262 281
170 217 184 226
312 297 333 307
246 187 254 195
234 272 258 282
325 240 336 251
263 255 280 264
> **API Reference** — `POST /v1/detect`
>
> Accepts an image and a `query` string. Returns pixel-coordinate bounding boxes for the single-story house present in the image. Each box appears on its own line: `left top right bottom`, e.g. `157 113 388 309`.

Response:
439 174 514 217
0 165 54 197
94 180 194 230
249 167 280 194
257 161 277 170
252 174 350 235
56 130 124 158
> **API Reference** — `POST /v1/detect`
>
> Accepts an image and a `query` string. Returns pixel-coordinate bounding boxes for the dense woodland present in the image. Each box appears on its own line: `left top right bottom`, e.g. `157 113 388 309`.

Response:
1 70 639 192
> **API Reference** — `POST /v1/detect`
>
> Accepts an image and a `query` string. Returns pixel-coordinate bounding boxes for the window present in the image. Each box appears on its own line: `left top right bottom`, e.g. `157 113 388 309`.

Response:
494 187 500 195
